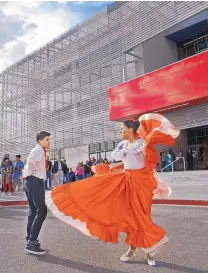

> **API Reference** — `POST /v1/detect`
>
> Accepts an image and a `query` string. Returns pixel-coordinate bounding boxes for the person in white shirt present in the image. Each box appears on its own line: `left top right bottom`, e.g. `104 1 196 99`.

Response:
23 131 50 256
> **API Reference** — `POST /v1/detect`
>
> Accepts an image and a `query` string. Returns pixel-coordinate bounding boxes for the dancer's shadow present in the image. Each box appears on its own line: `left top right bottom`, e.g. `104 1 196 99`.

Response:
37 254 129 273
38 254 207 273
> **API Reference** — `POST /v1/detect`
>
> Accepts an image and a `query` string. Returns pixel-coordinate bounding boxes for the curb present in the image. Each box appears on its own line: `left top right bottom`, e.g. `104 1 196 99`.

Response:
153 199 208 206
0 200 208 207
0 201 28 207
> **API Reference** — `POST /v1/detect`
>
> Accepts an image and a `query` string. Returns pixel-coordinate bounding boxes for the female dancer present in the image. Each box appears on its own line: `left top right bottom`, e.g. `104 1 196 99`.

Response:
46 113 179 266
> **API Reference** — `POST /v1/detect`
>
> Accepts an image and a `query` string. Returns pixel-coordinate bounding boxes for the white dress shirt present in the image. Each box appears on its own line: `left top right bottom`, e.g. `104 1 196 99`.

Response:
23 144 46 180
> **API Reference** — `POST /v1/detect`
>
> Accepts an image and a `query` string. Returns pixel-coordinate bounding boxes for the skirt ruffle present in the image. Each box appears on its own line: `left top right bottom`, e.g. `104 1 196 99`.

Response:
46 169 169 254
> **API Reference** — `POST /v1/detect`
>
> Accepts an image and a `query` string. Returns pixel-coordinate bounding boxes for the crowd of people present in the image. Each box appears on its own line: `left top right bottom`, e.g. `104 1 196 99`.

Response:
159 146 206 171
1 145 207 195
0 154 110 195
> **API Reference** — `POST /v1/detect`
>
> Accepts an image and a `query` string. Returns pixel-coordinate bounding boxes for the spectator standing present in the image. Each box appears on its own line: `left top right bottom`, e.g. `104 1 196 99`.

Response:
160 149 166 170
83 161 91 179
165 151 172 171
13 155 24 192
198 147 204 169
67 168 76 182
1 155 13 193
45 157 52 190
52 158 65 186
75 163 84 180
177 149 184 171
169 149 176 170
192 147 198 170
1 160 4 192
88 159 93 167
187 148 193 170
91 157 96 165
2 157 13 195
63 160 68 183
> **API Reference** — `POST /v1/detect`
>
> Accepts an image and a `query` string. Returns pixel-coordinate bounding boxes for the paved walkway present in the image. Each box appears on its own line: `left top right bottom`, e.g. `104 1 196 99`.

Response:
0 205 207 273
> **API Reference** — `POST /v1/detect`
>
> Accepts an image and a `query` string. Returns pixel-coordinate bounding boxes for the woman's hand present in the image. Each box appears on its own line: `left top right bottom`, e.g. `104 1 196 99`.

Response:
109 162 124 171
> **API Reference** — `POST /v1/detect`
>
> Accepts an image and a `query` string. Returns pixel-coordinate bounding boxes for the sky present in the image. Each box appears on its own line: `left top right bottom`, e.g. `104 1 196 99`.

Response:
0 1 112 72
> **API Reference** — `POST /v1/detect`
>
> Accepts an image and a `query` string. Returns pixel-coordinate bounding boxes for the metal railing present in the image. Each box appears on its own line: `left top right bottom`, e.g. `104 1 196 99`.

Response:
161 157 186 172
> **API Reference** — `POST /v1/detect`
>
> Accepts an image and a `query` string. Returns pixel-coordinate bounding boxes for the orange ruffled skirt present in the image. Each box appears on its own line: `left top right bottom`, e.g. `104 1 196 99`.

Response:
46 167 168 254
46 113 180 255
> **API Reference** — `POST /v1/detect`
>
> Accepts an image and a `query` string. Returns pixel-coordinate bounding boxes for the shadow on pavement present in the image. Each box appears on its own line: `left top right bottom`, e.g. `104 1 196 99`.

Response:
37 254 207 273
37 254 129 273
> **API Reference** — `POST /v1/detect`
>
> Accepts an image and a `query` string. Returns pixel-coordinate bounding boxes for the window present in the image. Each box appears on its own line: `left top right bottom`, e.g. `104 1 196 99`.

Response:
177 29 208 60
186 44 195 57
197 136 206 145
95 143 101 152
186 126 208 146
196 129 205 137
188 138 196 146
187 130 195 138
89 144 95 153
197 38 207 52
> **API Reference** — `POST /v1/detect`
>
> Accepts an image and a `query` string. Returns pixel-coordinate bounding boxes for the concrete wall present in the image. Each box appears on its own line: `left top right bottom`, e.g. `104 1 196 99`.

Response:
142 31 178 73
165 10 208 36
64 145 89 170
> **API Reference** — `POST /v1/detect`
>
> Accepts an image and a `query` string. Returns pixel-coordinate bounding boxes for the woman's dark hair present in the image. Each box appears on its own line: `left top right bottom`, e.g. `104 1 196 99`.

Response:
123 120 140 134
36 131 51 142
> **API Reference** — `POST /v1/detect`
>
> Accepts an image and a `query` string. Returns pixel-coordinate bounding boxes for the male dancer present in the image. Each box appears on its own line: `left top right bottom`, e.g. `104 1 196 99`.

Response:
23 131 50 255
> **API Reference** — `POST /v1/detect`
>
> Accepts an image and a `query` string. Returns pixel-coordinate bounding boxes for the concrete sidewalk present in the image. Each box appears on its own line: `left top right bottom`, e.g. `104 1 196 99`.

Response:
0 170 208 206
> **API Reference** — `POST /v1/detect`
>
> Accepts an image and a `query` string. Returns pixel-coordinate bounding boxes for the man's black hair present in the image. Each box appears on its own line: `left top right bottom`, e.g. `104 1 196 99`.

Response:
36 131 51 142
16 155 21 159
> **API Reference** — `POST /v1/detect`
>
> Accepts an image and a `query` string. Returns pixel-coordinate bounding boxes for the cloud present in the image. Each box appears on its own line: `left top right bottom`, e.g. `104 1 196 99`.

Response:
0 1 84 72
0 10 25 46
72 1 111 7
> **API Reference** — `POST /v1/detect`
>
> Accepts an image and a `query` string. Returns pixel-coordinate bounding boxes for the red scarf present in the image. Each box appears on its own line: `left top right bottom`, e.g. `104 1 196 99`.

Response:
43 149 48 171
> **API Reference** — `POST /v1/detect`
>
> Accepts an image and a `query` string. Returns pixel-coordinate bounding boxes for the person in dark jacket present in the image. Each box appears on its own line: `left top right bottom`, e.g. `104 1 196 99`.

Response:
67 168 76 182
52 159 65 186
83 161 91 179
45 157 52 190
63 160 69 183
187 148 193 170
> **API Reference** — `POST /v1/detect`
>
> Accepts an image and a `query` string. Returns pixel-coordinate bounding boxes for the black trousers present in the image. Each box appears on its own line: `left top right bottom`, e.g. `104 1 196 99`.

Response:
24 176 47 242
187 160 194 170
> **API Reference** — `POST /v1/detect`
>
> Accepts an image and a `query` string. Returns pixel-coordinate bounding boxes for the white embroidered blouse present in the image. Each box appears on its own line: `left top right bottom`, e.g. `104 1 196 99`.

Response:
111 139 145 170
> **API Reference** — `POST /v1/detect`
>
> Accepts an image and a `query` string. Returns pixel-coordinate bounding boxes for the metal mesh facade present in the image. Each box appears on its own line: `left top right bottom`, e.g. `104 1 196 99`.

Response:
0 1 208 157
